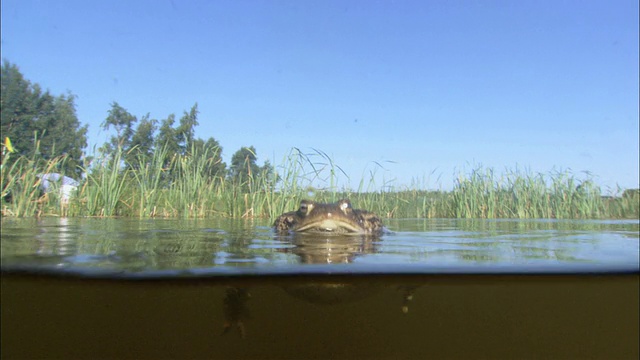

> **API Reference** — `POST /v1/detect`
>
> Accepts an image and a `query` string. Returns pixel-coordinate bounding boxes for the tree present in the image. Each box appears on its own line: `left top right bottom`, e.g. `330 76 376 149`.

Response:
191 137 226 180
229 146 258 178
96 101 226 185
100 102 137 154
227 147 277 192
150 103 200 159
154 113 179 170
176 103 199 153
228 146 261 191
1 60 88 177
1 61 33 158
260 159 277 189
128 114 157 167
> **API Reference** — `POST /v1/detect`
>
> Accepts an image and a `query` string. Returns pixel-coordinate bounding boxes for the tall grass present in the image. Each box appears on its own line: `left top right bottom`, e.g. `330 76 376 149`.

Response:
451 166 611 219
1 155 45 217
1 135 76 217
2 146 638 220
129 145 168 217
83 148 129 217
165 147 219 218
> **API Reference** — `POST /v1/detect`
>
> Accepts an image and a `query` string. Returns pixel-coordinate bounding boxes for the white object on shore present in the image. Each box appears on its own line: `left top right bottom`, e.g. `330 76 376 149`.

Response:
37 173 80 204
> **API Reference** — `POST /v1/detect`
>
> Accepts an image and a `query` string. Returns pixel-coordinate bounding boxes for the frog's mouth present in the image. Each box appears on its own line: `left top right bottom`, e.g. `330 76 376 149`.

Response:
296 218 363 234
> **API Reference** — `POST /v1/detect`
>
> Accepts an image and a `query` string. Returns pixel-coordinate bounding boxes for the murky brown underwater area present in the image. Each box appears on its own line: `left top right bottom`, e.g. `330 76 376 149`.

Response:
1 217 639 359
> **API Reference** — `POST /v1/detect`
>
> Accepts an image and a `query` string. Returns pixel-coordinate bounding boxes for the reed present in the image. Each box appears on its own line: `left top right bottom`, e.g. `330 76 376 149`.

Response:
1 147 638 220
1 156 43 217
449 166 616 219
1 135 77 217
82 148 129 216
165 147 218 218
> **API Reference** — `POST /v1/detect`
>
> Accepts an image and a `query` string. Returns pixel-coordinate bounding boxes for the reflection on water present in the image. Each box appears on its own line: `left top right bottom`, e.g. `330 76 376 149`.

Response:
1 217 638 273
283 234 381 264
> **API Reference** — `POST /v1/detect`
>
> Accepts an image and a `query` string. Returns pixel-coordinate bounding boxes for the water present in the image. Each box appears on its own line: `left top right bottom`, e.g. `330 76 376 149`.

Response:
1 217 638 274
2 218 639 359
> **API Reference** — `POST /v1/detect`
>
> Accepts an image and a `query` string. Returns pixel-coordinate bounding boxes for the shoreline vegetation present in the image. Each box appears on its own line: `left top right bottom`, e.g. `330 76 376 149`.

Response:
2 61 637 221
1 145 638 220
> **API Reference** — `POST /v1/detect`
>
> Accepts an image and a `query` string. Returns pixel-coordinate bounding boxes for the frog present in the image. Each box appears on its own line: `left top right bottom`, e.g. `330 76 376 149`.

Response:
273 199 384 235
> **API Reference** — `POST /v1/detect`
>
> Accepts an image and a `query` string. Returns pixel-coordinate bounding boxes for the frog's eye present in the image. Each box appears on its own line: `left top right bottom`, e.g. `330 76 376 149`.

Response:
299 200 313 215
339 199 352 213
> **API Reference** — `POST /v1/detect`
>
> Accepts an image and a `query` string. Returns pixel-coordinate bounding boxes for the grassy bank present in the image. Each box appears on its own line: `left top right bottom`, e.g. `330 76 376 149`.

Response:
1 147 638 220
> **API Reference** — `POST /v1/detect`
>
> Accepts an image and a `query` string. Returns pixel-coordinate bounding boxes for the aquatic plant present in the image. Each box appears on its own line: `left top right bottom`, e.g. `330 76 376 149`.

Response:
81 147 130 216
1 134 77 217
1 148 638 220
450 166 609 219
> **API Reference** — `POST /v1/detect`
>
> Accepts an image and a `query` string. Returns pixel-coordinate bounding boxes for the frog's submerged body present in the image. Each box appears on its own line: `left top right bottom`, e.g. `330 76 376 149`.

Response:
273 199 384 235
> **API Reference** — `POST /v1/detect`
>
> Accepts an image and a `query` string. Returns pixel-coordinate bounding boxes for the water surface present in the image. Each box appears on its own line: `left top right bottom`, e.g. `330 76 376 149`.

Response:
2 217 638 275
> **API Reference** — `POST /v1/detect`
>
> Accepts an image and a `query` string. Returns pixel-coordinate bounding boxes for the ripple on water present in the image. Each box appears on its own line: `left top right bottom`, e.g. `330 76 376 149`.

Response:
0 217 638 275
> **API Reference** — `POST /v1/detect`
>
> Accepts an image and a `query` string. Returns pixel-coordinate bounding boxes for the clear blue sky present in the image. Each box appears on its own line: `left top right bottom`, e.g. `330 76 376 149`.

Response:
2 0 638 192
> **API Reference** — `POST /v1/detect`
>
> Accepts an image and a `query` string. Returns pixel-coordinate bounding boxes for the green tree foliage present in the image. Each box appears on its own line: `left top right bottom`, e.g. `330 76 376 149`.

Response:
177 104 199 152
191 137 226 180
155 113 179 167
129 114 157 167
99 102 226 183
229 146 278 192
1 60 87 177
152 103 199 165
152 104 202 177
101 102 137 154
229 146 258 181
260 159 277 188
